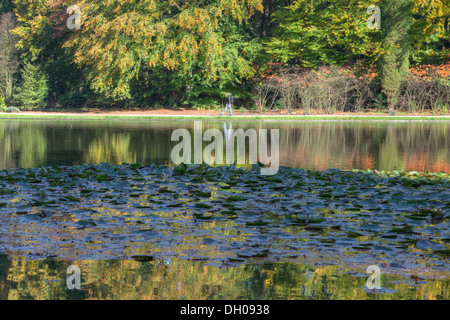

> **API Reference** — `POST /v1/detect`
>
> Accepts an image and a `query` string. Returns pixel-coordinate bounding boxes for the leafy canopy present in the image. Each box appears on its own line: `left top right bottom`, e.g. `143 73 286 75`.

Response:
265 0 385 68
62 0 263 99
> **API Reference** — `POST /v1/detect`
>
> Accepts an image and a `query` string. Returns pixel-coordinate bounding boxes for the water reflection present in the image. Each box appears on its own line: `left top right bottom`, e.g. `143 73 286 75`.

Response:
223 122 233 144
0 255 448 300
0 120 448 172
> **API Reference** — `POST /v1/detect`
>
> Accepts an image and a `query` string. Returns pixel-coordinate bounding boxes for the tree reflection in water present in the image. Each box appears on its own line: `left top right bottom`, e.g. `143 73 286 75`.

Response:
0 256 448 300
0 120 449 173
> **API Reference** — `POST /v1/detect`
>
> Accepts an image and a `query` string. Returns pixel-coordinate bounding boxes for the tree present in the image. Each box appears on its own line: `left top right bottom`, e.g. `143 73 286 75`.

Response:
0 12 20 101
14 61 49 109
12 0 264 107
265 0 385 68
0 1 14 15
378 0 413 109
61 0 263 102
12 0 88 108
410 0 450 65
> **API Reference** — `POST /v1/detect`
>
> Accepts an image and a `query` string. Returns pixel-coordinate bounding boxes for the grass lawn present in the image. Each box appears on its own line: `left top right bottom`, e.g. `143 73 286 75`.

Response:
1 110 450 121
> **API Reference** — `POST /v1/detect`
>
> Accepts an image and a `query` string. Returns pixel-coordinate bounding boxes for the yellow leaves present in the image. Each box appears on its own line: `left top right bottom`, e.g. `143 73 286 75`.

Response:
173 8 214 35
147 53 160 68
32 0 261 98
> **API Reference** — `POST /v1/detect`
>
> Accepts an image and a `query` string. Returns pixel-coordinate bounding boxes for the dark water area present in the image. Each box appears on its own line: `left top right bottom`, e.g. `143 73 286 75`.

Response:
0 119 449 173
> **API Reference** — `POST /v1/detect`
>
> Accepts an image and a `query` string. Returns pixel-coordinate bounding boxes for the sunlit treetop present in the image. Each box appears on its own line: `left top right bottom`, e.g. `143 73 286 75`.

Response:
13 0 263 99
265 0 385 68
410 0 450 64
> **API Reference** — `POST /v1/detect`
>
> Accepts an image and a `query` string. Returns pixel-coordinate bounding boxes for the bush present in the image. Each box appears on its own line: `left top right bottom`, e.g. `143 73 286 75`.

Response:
252 63 449 114
296 66 362 113
398 63 450 113
14 62 49 110
253 66 378 114
251 82 278 112
0 95 5 109
0 95 20 112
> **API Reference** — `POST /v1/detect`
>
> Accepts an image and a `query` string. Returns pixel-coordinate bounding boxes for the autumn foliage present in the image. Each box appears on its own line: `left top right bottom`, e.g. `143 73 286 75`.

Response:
255 62 449 113
1 0 449 110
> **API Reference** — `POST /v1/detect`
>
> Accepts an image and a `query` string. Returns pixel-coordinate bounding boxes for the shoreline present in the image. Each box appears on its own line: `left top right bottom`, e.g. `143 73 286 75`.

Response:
1 111 450 121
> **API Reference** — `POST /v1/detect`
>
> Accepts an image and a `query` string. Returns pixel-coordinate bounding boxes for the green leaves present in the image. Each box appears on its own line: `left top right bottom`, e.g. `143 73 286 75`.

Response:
60 0 262 101
226 195 247 202
13 61 49 110
266 0 384 67
307 215 326 224
195 203 213 209
174 163 188 174
64 195 81 202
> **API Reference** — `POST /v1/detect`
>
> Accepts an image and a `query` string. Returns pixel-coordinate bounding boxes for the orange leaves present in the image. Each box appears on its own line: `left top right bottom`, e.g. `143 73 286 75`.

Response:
410 61 450 79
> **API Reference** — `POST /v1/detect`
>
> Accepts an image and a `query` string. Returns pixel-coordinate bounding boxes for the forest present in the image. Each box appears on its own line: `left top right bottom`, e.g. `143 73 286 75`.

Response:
0 0 449 112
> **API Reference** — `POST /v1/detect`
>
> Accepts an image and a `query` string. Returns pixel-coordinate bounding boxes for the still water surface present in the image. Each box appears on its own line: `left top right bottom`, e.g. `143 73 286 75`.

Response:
0 119 449 172
1 255 448 300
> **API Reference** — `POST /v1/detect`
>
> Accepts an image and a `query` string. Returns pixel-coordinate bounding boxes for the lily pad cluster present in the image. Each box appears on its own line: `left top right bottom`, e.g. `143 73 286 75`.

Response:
0 163 449 271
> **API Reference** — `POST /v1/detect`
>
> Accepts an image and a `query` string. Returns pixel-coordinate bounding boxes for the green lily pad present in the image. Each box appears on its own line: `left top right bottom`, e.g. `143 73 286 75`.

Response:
196 191 212 198
245 220 269 227
195 203 213 209
227 195 247 202
193 213 215 220
174 163 188 174
307 215 326 223
77 219 97 228
65 195 81 202
346 229 364 237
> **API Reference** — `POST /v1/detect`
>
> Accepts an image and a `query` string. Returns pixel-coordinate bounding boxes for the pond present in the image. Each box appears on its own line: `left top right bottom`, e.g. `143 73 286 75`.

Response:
0 119 449 300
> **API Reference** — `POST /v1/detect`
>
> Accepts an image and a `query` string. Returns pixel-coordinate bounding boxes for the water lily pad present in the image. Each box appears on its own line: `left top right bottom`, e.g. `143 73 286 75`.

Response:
359 224 382 233
77 219 97 228
415 240 445 251
195 203 213 209
434 249 450 256
174 163 188 174
65 195 81 202
196 191 212 198
346 229 364 237
307 215 326 223
193 213 215 220
245 220 269 227
226 195 247 202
